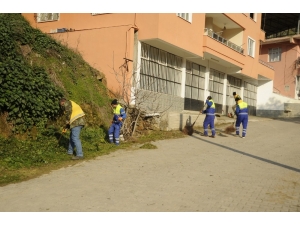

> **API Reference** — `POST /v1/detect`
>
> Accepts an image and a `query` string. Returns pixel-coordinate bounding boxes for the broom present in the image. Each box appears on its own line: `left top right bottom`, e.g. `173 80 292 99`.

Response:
225 119 236 134
182 102 222 136
182 111 201 136
182 112 221 136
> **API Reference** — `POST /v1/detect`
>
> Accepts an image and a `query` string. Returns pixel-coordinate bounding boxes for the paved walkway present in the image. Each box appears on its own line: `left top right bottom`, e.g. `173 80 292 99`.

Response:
0 116 300 212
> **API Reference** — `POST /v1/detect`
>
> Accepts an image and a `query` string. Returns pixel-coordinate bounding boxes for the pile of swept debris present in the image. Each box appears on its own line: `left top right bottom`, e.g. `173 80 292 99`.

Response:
120 107 162 140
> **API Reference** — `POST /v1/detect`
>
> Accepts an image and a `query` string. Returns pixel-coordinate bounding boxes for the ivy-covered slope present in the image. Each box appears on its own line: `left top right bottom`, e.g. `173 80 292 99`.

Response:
0 13 112 137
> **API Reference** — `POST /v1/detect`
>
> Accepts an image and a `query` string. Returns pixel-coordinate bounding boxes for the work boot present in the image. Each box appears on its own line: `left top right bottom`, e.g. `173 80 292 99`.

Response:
209 135 215 138
72 156 84 160
200 134 208 137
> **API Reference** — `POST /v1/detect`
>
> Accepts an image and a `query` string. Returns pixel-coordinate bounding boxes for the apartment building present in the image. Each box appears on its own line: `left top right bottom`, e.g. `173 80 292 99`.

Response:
260 36 300 99
259 13 300 99
22 13 274 123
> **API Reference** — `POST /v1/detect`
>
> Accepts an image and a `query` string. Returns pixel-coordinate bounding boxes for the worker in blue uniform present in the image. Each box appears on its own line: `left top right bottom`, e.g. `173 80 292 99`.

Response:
201 96 216 138
235 96 248 138
108 99 127 145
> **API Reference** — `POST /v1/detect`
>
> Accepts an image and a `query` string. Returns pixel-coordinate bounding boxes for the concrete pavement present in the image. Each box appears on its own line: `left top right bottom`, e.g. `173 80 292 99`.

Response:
0 116 299 212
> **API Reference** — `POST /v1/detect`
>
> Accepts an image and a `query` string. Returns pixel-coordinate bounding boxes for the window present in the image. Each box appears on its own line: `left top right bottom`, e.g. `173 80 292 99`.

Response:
296 76 300 91
247 37 255 57
269 48 281 62
208 69 225 104
140 43 183 96
226 75 242 108
243 81 257 107
185 61 206 101
285 85 290 92
176 13 192 22
249 13 256 21
37 13 59 22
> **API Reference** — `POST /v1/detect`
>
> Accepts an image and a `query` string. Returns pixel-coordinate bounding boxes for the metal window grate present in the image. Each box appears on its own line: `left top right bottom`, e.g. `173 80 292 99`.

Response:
140 43 182 97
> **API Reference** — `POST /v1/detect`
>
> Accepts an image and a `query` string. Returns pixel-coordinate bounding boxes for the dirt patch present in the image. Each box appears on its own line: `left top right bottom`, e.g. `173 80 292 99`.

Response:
0 112 13 138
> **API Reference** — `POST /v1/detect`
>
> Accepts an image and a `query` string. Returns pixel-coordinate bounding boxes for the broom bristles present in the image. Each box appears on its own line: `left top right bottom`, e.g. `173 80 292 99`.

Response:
224 123 235 134
182 125 194 136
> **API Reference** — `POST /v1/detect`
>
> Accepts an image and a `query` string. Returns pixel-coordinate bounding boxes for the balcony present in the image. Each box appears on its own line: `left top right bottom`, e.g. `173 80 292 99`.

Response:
259 59 274 70
204 28 244 55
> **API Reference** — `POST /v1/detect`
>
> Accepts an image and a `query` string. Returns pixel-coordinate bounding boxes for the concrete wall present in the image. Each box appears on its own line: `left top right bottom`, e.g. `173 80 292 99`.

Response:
135 89 184 114
165 111 228 131
257 80 300 117
167 111 206 131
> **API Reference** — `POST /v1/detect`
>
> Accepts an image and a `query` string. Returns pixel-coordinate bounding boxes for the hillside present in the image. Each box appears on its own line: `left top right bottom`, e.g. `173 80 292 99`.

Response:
0 13 115 185
0 13 113 136
0 14 186 186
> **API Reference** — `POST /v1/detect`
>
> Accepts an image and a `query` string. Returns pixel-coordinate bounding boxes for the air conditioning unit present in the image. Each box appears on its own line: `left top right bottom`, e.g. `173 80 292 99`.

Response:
50 28 68 34
57 28 68 33
50 29 58 33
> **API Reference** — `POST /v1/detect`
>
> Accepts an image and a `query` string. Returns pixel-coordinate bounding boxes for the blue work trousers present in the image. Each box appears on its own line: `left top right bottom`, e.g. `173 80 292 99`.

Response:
203 115 216 136
235 114 248 137
68 125 84 157
108 122 122 145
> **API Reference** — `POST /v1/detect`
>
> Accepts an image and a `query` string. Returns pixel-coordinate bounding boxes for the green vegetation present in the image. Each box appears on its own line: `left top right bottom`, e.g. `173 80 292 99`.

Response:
0 14 186 186
0 129 185 186
139 143 158 149
0 13 111 134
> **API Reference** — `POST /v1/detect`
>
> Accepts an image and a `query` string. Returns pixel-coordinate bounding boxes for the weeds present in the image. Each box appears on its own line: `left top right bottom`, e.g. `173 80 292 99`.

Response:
0 127 186 186
139 143 157 149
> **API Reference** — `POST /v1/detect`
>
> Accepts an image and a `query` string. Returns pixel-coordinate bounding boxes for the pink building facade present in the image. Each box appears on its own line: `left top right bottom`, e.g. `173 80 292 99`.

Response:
260 35 300 99
22 13 274 118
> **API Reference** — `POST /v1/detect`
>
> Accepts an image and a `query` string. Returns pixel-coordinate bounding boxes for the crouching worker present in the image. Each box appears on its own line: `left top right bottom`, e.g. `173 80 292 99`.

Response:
201 96 216 138
60 98 86 160
108 99 126 145
235 96 248 138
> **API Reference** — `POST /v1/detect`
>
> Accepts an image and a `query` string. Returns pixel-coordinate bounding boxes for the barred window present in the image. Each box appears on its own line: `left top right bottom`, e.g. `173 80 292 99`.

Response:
140 43 182 97
269 48 281 62
243 81 257 107
185 60 205 101
226 75 242 107
208 69 225 104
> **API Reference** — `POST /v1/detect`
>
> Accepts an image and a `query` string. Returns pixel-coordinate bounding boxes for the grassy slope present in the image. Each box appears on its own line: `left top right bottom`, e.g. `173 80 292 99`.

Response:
0 14 186 186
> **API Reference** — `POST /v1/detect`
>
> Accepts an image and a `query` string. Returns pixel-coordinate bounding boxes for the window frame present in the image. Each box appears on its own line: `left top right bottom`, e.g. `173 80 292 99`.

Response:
176 13 192 23
37 13 59 22
268 47 281 62
247 37 255 58
249 13 257 22
140 43 183 97
296 76 300 90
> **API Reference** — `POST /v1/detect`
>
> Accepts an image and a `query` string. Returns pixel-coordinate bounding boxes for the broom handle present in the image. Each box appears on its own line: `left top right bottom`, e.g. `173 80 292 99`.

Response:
202 102 207 112
193 103 207 125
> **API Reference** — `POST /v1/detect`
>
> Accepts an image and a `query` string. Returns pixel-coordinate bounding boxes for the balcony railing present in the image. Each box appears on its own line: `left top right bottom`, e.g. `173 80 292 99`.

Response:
259 59 274 70
204 28 244 55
